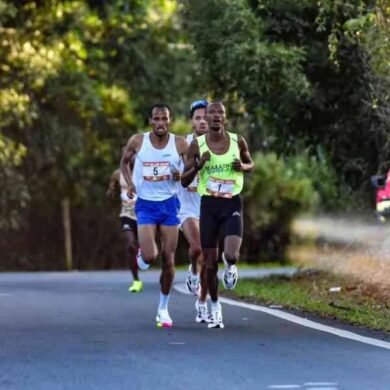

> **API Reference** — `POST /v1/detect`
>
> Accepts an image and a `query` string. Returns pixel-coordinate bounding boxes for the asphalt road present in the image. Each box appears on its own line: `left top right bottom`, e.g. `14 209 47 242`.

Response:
0 270 389 390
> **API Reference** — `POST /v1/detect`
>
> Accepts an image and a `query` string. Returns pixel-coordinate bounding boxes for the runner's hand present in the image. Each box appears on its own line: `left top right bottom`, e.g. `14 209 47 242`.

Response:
232 158 243 172
121 192 137 205
127 183 136 199
172 168 181 181
197 151 211 170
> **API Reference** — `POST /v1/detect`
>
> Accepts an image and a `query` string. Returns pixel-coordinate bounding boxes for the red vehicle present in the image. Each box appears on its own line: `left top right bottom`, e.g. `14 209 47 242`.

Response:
372 172 390 222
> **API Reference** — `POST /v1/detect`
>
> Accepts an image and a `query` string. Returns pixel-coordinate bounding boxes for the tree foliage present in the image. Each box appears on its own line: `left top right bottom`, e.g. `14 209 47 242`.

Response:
1 0 389 266
182 0 389 208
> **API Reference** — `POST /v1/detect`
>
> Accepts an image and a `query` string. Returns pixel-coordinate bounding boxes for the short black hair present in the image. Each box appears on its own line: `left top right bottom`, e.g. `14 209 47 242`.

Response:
206 100 224 109
149 103 172 118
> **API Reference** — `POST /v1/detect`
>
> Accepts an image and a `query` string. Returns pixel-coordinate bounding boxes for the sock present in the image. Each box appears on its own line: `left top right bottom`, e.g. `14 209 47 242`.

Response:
158 292 170 311
137 251 150 270
197 298 207 306
221 252 230 268
211 300 220 311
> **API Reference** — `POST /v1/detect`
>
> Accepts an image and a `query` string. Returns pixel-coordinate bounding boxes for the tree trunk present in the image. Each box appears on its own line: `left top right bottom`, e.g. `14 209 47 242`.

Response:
62 197 73 271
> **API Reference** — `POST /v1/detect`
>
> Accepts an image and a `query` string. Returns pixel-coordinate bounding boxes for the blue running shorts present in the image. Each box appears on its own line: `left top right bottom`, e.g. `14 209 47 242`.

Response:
135 196 180 226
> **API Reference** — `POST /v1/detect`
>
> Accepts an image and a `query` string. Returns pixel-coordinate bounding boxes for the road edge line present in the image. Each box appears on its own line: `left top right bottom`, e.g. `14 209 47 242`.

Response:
174 283 390 350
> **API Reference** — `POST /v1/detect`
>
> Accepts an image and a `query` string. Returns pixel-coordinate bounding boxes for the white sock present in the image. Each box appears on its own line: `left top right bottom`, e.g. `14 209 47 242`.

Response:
158 293 170 311
211 300 220 311
137 251 150 270
198 299 207 306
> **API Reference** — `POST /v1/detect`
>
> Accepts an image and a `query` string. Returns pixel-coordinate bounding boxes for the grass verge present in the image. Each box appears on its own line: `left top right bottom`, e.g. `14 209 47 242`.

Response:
222 269 390 333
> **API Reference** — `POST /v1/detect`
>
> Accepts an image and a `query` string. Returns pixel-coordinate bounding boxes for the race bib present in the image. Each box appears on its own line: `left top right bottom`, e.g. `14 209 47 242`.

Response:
206 177 235 198
187 174 199 192
143 161 171 181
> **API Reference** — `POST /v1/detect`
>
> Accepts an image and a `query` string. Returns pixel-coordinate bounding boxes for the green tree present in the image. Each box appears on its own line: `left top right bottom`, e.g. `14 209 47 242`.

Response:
0 134 29 229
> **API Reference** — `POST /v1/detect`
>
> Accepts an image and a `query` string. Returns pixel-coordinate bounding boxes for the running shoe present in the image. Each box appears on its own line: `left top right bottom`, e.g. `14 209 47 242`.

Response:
208 303 224 329
185 265 200 296
128 280 143 293
222 264 238 289
136 249 150 271
156 309 173 328
221 253 238 289
195 299 210 323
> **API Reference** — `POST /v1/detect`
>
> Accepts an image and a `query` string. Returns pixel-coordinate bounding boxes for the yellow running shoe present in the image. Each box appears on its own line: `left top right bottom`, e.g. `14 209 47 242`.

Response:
129 280 143 293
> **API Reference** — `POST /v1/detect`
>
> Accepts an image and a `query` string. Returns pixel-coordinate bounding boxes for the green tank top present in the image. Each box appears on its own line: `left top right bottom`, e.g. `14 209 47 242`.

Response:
197 132 243 197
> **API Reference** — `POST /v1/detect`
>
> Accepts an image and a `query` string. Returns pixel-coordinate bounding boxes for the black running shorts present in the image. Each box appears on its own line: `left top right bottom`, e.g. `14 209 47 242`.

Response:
120 216 137 233
200 195 243 248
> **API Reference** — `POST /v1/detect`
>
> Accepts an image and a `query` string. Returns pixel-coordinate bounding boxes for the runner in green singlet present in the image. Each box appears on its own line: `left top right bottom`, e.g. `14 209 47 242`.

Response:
181 101 254 329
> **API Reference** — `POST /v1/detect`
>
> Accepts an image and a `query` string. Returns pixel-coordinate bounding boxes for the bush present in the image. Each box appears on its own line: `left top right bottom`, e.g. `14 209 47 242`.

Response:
242 150 338 262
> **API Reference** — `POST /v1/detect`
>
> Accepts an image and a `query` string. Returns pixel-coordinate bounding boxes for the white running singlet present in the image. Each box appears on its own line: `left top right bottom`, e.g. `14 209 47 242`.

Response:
119 172 136 220
132 132 181 201
178 134 200 224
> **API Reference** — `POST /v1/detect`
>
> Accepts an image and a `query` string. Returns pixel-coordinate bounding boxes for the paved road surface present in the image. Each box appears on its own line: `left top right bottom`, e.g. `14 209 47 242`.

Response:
0 271 389 390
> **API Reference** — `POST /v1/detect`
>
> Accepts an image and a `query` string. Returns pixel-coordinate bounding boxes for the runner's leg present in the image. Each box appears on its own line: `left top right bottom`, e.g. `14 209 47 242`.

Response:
223 235 242 266
182 217 202 295
123 223 139 281
182 217 202 274
221 196 243 289
159 225 179 295
137 224 158 264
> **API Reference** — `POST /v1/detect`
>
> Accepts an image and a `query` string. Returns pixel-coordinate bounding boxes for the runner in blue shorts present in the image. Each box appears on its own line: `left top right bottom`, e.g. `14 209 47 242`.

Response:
120 103 187 328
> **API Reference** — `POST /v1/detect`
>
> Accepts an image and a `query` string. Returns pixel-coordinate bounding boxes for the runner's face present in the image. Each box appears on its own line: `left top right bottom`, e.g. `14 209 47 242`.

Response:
192 107 208 136
150 107 171 137
207 103 226 131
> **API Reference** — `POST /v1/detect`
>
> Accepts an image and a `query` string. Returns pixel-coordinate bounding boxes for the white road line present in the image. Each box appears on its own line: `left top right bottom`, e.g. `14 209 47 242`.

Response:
305 388 337 390
174 283 390 350
268 385 301 389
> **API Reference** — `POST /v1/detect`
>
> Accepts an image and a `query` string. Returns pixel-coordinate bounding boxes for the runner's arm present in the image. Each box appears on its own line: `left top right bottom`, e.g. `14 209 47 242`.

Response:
181 139 202 187
106 169 120 198
173 136 188 181
120 134 141 196
232 135 254 173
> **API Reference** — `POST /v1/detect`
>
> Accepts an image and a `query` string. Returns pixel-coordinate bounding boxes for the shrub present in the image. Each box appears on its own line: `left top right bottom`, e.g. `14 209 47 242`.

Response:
242 150 338 262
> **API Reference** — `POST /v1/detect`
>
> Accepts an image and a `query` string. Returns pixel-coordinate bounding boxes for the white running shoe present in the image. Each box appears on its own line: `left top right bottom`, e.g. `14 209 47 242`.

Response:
185 265 200 296
136 249 150 271
222 264 238 289
195 300 210 323
208 303 224 329
156 309 173 328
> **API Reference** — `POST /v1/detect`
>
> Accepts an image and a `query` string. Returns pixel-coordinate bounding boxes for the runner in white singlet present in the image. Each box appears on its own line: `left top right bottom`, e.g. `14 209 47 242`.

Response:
120 104 187 328
178 99 210 323
106 169 142 292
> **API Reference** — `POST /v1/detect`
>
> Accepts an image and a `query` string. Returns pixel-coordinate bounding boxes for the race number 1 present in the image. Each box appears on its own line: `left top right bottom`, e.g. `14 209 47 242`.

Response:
206 177 235 198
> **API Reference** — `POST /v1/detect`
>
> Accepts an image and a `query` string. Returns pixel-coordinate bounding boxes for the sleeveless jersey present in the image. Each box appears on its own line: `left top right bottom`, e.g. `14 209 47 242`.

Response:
178 134 200 214
132 132 181 201
119 172 136 220
197 132 243 198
